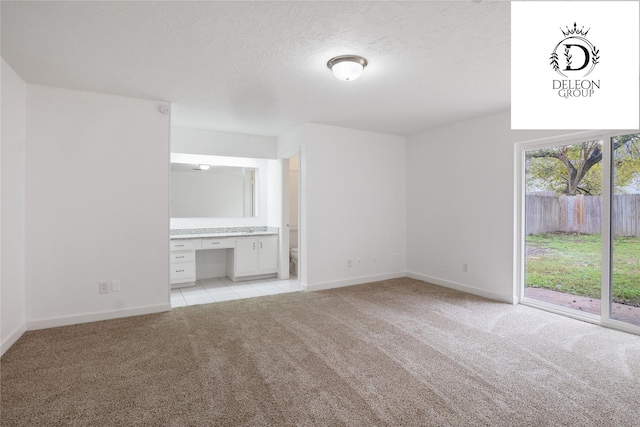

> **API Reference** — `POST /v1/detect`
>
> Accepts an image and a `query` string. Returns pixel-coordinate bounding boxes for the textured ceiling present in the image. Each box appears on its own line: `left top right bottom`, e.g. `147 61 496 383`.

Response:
1 1 511 136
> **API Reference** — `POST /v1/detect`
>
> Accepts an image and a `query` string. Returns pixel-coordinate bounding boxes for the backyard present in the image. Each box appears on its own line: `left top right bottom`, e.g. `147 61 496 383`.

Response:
526 232 640 307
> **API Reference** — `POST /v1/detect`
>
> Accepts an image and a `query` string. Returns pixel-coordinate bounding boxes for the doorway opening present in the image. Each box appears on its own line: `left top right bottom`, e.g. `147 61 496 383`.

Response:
280 151 302 285
287 155 300 282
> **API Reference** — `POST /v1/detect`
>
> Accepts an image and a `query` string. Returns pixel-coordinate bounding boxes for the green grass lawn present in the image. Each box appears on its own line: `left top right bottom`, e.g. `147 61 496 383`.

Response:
526 233 640 306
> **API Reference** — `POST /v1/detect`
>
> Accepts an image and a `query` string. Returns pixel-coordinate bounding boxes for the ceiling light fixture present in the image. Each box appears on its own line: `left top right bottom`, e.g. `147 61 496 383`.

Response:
198 164 211 170
327 55 368 81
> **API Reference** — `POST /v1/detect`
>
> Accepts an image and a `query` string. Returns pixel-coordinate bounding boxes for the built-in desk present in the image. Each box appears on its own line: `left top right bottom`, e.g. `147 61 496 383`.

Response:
170 227 279 288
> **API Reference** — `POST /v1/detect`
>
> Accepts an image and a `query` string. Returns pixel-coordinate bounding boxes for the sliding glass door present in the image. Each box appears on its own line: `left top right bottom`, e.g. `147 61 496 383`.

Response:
609 134 640 327
521 133 640 334
524 140 603 317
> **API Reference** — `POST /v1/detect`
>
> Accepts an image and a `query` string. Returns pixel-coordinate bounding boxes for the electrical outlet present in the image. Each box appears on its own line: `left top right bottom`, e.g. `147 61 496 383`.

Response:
356 258 362 267
99 282 110 294
372 257 379 266
462 263 469 273
111 280 120 292
347 259 352 268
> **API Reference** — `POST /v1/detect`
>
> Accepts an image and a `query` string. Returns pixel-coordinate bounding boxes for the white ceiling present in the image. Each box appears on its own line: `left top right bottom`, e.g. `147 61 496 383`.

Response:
1 1 511 137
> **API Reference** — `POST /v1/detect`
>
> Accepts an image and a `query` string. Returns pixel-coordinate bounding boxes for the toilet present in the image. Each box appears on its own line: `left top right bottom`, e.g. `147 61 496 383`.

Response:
289 247 299 275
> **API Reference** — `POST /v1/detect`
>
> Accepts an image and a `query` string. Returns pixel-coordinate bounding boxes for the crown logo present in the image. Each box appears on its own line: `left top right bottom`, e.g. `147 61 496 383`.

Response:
561 22 590 37
550 22 599 78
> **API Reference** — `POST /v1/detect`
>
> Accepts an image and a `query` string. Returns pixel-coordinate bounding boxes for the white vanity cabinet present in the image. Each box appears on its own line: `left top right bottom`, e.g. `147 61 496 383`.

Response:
227 235 278 280
257 236 278 273
200 238 235 250
170 240 196 288
169 230 279 285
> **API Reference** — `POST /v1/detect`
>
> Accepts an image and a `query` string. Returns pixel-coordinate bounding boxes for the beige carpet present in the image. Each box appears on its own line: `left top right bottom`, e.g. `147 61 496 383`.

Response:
2 278 639 426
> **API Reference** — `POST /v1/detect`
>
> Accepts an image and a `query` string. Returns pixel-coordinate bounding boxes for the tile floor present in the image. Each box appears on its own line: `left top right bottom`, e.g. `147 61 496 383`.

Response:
171 276 301 308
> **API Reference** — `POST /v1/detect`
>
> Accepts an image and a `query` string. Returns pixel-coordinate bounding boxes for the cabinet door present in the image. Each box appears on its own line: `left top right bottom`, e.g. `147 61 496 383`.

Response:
170 240 194 251
170 261 196 284
258 236 278 273
170 250 195 264
235 237 259 276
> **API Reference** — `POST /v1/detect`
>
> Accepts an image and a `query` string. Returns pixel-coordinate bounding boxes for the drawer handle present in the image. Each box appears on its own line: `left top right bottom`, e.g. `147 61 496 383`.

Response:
175 244 184 247
176 256 184 259
212 242 220 245
176 269 184 273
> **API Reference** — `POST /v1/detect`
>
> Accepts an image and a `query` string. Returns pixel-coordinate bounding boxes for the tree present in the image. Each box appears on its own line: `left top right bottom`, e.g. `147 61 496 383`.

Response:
526 135 640 196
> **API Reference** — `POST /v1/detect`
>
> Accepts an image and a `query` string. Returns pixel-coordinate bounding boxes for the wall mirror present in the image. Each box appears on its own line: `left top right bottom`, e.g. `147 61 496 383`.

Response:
170 163 258 218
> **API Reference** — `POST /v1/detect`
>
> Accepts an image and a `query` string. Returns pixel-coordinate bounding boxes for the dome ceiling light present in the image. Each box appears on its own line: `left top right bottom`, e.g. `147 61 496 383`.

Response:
327 55 368 81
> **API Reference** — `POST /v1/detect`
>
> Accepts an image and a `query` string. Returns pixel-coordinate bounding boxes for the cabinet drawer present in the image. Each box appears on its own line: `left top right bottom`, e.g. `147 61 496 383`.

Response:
201 238 235 249
170 262 195 281
170 240 194 251
170 251 195 264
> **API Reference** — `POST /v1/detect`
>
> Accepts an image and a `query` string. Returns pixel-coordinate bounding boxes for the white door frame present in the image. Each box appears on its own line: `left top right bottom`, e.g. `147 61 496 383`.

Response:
279 157 291 280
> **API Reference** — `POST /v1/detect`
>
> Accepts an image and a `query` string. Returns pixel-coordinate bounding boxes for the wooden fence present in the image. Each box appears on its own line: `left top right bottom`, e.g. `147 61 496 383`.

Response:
526 194 640 236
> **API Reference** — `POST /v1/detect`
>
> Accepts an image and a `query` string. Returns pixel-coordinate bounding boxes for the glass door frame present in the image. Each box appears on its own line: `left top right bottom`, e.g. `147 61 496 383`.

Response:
515 130 640 336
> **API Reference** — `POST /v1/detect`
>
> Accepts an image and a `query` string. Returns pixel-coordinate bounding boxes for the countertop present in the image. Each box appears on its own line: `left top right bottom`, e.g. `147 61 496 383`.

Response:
170 226 278 240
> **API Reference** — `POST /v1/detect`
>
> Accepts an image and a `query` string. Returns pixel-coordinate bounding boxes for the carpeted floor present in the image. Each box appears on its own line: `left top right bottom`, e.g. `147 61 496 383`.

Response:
2 277 639 426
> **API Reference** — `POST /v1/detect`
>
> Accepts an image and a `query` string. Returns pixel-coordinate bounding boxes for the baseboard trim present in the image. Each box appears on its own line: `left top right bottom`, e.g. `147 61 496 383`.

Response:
306 272 405 292
27 303 172 331
1 323 27 357
406 271 515 304
17 274 514 335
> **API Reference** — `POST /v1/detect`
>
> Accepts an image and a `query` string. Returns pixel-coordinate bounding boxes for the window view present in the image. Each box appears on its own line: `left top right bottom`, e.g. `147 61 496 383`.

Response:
611 134 640 327
524 141 603 315
524 136 640 328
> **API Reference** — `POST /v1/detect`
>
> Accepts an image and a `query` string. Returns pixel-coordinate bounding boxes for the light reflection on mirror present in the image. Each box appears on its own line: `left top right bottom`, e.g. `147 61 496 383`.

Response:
170 163 257 218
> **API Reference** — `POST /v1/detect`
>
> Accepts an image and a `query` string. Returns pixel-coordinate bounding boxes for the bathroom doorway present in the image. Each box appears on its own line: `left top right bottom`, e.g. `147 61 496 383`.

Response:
288 155 300 281
280 152 302 284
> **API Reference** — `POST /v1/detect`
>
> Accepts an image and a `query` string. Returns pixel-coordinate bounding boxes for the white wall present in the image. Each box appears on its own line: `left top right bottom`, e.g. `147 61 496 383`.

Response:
303 123 406 290
25 85 171 328
406 110 578 303
171 127 277 159
277 125 307 159
1 58 27 355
